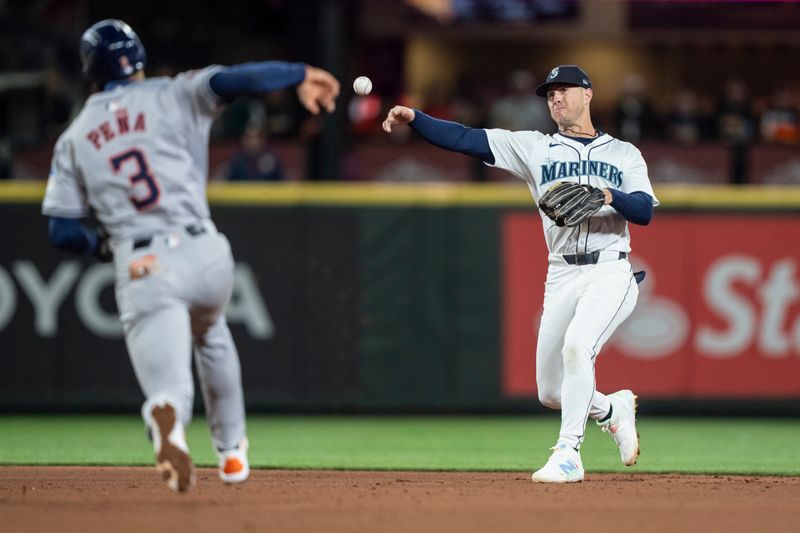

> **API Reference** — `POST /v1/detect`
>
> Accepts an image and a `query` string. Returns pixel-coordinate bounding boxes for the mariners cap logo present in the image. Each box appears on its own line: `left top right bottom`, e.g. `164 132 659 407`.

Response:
549 67 559 80
582 78 589 85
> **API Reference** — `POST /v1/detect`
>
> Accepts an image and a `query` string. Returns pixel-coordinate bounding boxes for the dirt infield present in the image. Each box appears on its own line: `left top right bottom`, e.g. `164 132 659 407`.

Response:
1 467 798 533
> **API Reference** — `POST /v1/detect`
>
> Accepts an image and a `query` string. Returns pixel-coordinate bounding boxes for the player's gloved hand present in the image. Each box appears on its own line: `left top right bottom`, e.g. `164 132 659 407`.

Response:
538 181 606 227
297 65 340 115
94 227 113 263
382 106 416 133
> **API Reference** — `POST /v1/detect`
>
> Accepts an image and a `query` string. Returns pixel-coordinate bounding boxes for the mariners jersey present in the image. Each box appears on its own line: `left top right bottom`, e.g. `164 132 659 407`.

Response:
486 129 659 255
42 66 224 241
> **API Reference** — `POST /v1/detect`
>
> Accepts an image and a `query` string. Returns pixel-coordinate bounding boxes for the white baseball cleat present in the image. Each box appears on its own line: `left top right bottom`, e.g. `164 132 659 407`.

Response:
148 402 195 492
598 389 640 466
217 437 250 484
532 442 584 483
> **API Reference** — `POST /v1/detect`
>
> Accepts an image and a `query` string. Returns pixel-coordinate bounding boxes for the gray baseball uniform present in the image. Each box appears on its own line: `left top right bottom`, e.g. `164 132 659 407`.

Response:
42 66 244 451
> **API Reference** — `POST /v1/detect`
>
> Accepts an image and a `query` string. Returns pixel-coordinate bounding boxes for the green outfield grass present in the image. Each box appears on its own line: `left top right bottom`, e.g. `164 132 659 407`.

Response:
0 416 798 475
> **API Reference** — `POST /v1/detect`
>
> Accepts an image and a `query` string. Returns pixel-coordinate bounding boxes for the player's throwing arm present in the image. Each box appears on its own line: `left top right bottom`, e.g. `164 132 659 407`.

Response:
382 106 416 133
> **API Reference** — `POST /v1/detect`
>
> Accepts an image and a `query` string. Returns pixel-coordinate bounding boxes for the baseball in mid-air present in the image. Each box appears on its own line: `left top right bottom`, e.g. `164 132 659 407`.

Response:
353 76 373 96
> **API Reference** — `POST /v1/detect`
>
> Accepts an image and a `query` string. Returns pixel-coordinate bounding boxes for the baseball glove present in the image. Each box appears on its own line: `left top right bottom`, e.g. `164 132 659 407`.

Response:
538 181 606 227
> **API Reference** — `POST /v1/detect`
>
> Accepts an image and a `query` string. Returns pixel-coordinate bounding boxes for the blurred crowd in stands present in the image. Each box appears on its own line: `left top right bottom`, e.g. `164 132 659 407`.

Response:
370 70 800 147
6 63 800 180
1 9 798 183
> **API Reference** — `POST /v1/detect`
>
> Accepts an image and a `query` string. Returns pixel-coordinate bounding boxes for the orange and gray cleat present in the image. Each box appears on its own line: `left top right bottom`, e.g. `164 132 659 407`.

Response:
217 437 250 484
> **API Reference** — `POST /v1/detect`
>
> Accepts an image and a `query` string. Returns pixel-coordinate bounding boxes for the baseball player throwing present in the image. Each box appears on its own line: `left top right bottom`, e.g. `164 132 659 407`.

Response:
42 19 340 492
383 65 657 483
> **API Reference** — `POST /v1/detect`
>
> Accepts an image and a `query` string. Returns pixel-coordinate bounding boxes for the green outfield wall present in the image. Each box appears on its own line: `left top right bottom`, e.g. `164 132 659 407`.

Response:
1 182 799 412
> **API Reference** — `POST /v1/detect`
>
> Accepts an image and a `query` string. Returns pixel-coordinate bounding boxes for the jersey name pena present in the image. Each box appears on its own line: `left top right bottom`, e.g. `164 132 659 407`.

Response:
485 129 659 255
42 66 223 240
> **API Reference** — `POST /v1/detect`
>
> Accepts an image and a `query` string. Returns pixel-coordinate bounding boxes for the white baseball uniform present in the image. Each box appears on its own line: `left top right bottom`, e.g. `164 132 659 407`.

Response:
486 129 659 449
41 66 245 451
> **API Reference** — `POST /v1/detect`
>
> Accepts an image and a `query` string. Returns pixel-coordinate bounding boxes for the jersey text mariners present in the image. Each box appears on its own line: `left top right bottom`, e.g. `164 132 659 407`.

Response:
485 129 659 255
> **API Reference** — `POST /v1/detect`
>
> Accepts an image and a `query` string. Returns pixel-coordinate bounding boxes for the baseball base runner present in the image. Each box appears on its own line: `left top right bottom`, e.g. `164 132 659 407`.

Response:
42 19 340 492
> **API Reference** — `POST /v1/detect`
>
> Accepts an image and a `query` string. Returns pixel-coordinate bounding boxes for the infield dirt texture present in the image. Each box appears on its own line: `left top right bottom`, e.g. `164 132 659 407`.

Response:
2 467 799 533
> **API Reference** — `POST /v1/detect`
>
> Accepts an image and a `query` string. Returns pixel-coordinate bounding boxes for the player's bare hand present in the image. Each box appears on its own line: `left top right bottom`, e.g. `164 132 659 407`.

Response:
382 106 415 133
298 65 341 115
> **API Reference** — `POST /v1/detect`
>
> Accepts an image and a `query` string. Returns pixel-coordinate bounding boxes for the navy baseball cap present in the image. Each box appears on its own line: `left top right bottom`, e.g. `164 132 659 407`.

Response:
535 65 592 97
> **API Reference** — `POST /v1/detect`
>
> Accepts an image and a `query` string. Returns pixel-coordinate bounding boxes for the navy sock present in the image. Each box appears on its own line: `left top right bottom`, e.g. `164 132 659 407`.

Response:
599 405 613 423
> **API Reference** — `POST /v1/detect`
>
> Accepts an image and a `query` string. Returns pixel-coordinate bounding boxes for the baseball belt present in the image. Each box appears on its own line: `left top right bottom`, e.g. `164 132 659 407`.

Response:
562 251 627 265
133 223 207 250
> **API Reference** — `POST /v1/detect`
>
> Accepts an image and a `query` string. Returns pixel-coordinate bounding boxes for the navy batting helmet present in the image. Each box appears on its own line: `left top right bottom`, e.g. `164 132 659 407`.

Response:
80 19 146 86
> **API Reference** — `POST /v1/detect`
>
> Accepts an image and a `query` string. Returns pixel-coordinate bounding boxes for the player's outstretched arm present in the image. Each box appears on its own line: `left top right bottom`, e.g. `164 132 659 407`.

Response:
382 107 494 163
296 65 340 115
209 62 306 97
208 62 340 114
382 106 416 132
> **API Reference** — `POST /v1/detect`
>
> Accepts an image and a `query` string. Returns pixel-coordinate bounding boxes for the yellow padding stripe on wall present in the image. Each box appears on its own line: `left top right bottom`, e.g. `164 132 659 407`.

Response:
2 181 800 208
206 182 533 206
0 181 47 201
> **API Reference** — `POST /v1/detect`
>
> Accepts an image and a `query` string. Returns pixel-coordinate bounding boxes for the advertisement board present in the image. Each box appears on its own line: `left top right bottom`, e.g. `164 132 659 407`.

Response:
502 213 800 398
0 204 360 409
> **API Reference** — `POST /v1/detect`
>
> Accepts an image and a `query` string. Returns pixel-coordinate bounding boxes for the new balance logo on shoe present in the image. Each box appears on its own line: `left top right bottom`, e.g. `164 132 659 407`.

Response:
532 443 584 483
559 460 579 475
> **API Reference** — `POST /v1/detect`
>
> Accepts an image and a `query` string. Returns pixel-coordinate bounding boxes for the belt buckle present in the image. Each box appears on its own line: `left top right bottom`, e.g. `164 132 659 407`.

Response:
186 223 205 236
133 237 152 250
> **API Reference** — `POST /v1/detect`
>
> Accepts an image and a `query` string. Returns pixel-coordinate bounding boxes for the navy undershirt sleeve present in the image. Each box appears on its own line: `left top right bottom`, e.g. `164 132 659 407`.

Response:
409 110 494 164
608 189 654 225
48 217 98 255
209 62 306 99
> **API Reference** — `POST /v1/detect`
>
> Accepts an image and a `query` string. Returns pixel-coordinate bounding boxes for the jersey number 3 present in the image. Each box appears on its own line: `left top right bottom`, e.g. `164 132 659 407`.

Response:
110 149 160 211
